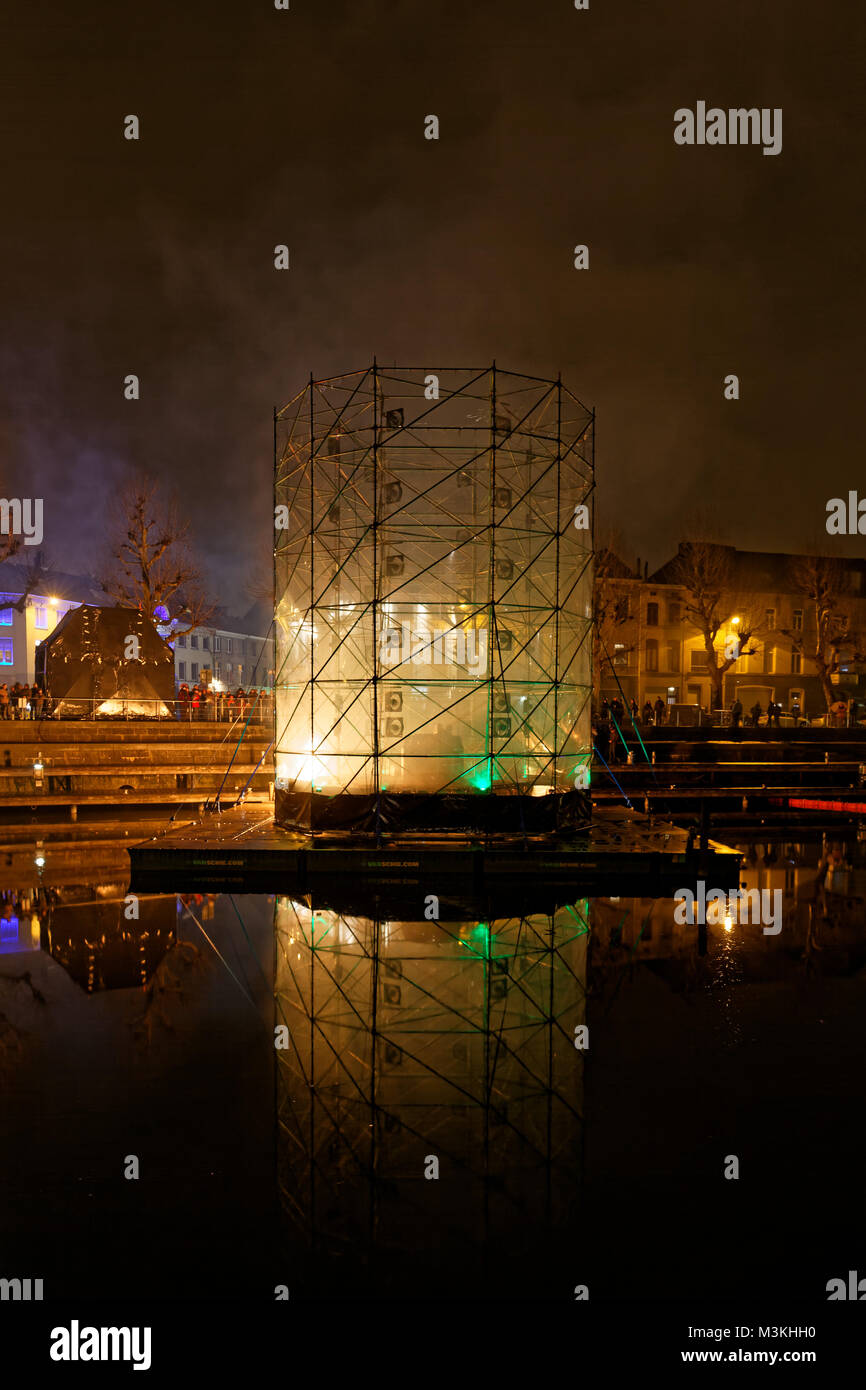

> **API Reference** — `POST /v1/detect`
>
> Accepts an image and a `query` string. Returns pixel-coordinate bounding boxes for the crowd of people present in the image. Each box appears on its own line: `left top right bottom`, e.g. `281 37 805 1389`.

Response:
600 696 667 728
593 696 641 764
0 679 273 721
593 691 803 764
731 698 785 729
0 682 52 719
174 683 273 722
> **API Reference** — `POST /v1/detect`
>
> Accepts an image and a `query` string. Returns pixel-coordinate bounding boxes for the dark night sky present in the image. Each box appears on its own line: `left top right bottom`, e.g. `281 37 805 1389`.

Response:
1 0 864 600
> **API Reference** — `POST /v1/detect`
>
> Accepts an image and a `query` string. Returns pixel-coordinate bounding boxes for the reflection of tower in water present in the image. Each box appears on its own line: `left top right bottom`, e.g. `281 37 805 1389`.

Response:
275 893 588 1296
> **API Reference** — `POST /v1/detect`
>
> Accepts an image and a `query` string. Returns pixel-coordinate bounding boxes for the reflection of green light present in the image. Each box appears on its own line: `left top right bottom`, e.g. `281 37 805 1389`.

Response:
565 899 591 938
310 914 332 949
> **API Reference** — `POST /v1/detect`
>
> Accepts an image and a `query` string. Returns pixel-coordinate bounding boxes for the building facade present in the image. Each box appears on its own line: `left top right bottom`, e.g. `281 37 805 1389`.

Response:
0 566 105 685
173 621 273 691
0 565 273 694
598 545 866 718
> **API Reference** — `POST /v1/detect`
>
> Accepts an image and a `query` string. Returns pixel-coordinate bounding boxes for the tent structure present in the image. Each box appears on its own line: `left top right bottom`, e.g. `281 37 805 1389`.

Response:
35 605 175 718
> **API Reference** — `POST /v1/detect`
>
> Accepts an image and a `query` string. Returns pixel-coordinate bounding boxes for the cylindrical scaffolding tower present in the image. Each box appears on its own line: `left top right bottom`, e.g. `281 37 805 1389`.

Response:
274 364 594 835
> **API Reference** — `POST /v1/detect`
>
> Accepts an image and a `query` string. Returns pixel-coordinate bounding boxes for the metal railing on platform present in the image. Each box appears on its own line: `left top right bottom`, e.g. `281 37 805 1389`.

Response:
0 694 274 723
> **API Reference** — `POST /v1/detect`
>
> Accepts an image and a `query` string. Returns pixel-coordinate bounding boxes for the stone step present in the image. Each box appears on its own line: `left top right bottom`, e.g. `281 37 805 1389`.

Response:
0 721 271 743
0 789 273 807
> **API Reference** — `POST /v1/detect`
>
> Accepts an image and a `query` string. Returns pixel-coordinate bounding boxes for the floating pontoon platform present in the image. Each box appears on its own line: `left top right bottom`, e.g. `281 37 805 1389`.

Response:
128 806 741 897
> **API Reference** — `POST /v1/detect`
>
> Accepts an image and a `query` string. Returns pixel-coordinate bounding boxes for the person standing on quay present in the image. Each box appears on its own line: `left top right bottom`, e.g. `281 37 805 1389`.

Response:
653 696 665 726
594 719 611 764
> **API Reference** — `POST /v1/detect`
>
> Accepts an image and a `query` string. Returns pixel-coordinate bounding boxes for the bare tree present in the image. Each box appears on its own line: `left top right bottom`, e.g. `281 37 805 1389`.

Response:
671 540 761 710
784 555 865 711
242 553 273 608
0 548 53 614
0 521 21 567
100 477 213 635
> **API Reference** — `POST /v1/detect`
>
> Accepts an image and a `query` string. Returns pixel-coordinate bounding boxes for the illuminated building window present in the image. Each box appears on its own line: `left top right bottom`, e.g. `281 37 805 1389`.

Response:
791 650 802 674
0 640 12 664
0 607 12 625
689 649 704 673
35 606 48 628
792 609 803 631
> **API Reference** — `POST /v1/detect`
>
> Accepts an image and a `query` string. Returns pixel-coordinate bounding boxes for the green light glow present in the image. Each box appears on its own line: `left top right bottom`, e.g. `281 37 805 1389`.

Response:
466 759 494 791
459 921 491 957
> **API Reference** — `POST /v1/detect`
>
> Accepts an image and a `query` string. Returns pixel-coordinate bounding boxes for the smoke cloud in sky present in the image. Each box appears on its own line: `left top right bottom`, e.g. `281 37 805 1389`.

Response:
1 0 863 602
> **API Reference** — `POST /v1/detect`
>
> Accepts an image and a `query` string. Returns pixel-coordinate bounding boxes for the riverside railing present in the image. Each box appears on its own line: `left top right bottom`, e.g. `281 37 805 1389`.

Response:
0 695 274 723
